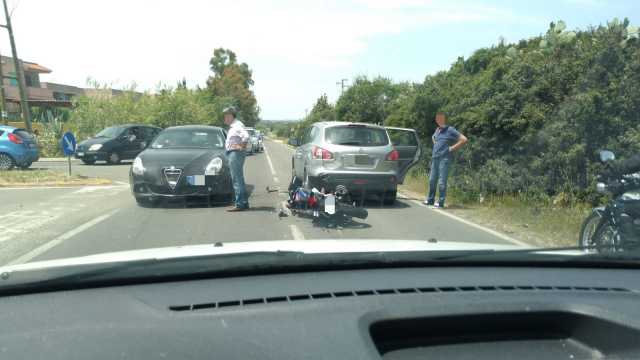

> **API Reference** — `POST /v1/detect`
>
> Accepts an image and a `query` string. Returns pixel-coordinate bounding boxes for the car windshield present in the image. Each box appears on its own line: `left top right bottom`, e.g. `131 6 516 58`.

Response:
325 126 389 146
151 128 225 149
95 127 124 138
2 1 640 278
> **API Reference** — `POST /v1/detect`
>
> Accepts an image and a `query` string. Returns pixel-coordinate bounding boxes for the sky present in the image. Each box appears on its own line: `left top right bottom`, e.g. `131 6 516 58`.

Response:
0 0 637 120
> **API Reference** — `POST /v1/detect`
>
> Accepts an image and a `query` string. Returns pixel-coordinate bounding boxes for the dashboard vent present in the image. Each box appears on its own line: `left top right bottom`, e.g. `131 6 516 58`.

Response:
168 285 631 312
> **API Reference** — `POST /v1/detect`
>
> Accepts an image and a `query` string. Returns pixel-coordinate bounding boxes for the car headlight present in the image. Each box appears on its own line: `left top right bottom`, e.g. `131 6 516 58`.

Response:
132 157 145 175
205 157 223 176
89 144 103 151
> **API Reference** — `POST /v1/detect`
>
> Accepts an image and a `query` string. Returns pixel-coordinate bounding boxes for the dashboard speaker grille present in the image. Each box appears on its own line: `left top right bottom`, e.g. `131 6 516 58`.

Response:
168 285 632 312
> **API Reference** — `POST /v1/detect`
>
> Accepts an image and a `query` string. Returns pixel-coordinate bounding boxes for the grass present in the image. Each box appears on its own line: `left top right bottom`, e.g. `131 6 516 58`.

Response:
0 169 112 187
399 175 591 248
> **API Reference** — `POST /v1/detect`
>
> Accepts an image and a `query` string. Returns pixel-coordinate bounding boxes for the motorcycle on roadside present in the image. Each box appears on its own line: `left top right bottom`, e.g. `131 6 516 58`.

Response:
579 150 640 253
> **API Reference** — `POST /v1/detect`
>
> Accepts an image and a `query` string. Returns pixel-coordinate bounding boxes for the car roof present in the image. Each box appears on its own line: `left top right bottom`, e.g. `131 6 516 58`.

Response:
163 125 224 131
315 121 386 130
0 125 17 131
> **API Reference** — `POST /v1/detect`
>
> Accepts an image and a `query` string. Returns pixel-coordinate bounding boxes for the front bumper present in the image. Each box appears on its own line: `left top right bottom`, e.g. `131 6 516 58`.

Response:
130 171 233 199
312 172 398 192
75 151 109 162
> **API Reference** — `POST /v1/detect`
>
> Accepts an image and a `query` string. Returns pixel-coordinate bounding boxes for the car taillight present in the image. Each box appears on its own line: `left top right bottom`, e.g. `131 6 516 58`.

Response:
312 146 333 160
8 133 22 144
386 149 399 161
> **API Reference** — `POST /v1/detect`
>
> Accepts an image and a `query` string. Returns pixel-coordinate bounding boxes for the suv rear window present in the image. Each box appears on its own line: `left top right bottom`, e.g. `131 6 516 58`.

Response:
324 126 389 147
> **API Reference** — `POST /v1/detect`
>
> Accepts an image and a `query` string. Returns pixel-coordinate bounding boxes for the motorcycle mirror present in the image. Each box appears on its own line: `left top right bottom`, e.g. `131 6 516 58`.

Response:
599 150 615 162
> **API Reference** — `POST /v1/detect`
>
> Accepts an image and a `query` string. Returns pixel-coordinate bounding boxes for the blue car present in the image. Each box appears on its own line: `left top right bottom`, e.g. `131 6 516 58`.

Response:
0 125 39 170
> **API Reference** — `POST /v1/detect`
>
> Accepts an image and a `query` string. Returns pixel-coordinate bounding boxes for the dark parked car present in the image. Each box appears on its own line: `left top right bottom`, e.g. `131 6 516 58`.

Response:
75 124 161 165
129 125 233 206
0 125 39 170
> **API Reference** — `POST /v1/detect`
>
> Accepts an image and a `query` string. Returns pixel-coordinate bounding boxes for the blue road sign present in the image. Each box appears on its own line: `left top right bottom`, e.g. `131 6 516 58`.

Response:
61 132 76 156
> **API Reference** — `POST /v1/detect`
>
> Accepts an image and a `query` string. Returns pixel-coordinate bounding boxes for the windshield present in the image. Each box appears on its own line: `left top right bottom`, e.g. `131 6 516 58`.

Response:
325 126 389 146
151 128 225 149
3 1 640 277
95 126 124 138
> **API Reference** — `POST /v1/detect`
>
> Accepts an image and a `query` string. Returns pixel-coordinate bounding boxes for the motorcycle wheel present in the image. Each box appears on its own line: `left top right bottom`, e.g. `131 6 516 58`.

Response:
579 212 618 253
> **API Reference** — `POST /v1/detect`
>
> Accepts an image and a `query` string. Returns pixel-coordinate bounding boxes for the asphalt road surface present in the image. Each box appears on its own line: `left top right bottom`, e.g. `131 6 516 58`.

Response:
0 138 522 266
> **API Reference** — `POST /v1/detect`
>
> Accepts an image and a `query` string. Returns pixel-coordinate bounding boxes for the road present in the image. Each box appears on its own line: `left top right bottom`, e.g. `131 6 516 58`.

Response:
0 139 521 266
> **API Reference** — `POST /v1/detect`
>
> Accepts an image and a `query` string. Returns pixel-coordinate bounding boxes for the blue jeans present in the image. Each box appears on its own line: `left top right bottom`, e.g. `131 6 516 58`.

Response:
426 155 451 206
227 150 249 208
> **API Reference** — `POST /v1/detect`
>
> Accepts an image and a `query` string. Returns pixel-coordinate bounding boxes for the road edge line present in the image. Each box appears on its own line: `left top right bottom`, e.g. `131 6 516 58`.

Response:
263 143 278 177
7 209 120 265
398 191 531 248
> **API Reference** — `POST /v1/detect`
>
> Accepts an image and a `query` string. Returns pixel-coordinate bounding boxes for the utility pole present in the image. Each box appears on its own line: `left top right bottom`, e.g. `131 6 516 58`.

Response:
1 0 31 132
0 51 6 125
336 78 348 95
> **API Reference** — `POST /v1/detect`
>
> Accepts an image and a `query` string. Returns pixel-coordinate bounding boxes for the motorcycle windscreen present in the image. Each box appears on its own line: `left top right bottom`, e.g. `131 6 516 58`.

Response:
386 127 422 184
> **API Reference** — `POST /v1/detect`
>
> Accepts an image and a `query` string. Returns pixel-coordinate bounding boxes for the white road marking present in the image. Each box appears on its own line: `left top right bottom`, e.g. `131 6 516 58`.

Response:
289 224 305 240
7 209 120 265
263 144 277 177
399 191 531 247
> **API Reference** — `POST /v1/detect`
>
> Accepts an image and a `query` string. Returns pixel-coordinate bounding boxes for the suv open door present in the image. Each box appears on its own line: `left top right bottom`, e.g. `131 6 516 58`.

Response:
386 127 421 184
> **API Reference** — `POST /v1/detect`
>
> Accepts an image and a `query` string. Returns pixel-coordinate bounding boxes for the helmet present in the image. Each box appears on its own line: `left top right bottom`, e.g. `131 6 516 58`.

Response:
222 106 237 116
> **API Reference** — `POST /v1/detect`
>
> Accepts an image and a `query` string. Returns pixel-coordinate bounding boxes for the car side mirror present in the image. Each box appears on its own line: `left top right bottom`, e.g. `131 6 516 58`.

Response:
599 150 615 162
288 138 300 147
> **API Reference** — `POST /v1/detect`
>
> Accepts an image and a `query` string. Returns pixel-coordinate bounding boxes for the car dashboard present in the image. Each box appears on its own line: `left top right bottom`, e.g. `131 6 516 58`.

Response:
1 266 640 359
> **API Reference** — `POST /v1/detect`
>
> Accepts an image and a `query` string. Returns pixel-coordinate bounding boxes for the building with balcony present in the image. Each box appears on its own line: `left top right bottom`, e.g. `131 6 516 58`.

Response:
0 56 142 121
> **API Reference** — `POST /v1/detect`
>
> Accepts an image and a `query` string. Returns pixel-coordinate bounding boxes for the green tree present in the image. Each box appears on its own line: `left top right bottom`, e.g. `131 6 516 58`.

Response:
335 76 401 124
207 48 259 125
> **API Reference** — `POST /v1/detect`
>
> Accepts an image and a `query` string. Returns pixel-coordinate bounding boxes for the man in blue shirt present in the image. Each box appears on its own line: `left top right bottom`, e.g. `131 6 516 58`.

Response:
424 113 468 208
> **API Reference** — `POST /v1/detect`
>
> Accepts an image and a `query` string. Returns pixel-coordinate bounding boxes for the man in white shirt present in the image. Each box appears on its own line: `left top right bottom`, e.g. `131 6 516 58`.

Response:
223 106 250 211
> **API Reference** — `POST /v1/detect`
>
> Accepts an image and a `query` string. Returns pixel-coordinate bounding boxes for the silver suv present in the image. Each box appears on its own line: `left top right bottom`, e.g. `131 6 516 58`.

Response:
290 122 421 204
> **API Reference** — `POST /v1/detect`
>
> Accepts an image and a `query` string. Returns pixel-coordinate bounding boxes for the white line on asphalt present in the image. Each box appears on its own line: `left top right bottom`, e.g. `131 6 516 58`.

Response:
263 144 277 177
399 192 530 248
7 209 120 265
289 224 305 240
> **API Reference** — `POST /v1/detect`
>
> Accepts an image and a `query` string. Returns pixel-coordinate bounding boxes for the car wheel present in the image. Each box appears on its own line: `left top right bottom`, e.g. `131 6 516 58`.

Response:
383 190 397 205
82 159 96 165
0 153 15 170
19 162 32 170
107 152 121 165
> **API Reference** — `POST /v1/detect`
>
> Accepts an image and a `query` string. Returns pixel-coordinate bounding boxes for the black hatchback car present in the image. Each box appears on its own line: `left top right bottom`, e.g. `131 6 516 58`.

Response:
129 125 233 206
75 124 162 165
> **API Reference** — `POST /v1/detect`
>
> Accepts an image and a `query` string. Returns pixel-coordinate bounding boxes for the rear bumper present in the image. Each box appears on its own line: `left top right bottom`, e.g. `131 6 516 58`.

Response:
312 172 398 192
13 148 39 165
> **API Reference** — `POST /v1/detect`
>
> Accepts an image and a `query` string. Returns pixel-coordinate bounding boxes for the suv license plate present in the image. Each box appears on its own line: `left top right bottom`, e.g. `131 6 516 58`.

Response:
355 155 372 165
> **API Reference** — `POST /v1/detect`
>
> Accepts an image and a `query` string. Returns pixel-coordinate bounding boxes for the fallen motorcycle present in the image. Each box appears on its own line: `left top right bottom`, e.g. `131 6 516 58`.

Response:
285 177 368 226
